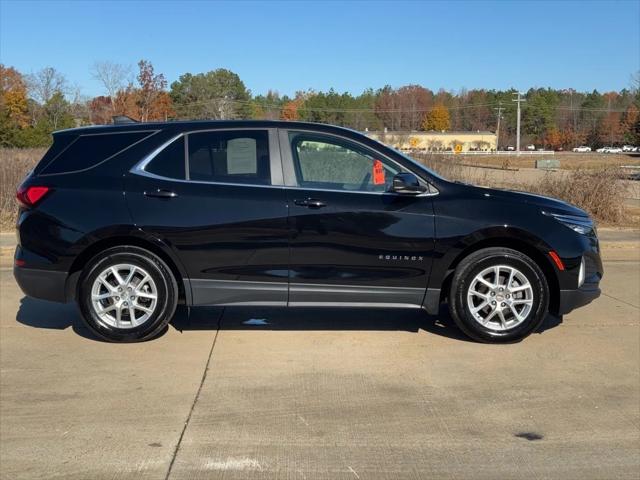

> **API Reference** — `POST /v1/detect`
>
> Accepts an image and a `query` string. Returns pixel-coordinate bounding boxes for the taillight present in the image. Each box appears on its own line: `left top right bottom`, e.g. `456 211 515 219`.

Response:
16 185 50 208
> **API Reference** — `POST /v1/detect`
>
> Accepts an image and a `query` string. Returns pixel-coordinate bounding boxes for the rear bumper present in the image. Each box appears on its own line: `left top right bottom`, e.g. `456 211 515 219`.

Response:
557 285 601 315
13 266 68 303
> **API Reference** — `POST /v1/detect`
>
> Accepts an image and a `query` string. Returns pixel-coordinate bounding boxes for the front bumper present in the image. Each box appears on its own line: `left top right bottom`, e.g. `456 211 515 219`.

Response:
553 230 602 316
557 283 601 315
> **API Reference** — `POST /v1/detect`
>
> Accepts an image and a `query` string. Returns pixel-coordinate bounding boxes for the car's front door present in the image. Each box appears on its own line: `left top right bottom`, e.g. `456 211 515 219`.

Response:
126 128 289 306
281 130 436 307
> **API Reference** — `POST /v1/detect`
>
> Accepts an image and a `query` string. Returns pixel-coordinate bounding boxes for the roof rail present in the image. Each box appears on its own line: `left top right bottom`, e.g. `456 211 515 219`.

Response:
112 115 139 125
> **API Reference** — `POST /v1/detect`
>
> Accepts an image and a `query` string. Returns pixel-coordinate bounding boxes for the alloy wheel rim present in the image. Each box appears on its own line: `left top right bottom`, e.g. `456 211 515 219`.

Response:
90 264 158 329
466 265 534 331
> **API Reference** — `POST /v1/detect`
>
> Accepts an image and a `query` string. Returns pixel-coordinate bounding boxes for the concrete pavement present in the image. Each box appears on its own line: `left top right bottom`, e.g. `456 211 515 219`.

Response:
0 248 638 479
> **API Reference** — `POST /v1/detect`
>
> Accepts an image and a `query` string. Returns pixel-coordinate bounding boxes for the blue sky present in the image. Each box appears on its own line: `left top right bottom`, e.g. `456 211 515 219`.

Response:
0 0 638 98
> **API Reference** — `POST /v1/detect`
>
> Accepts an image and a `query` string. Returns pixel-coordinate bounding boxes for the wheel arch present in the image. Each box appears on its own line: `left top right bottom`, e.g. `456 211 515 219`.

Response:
65 235 188 303
439 235 560 313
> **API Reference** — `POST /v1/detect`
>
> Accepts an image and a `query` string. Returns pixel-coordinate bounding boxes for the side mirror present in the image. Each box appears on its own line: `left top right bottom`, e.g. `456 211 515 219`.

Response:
391 172 427 195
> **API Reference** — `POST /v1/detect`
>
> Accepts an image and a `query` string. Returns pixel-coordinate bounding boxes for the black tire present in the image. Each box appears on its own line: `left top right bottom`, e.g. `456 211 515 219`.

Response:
448 247 549 343
77 246 178 342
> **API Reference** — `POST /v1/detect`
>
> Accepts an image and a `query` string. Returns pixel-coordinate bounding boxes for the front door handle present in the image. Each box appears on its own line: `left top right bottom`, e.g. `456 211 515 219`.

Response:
294 198 327 209
144 189 178 198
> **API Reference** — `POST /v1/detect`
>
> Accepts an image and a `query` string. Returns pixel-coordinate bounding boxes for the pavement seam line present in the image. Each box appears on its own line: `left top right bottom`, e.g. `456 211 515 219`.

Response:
600 291 640 309
164 309 223 480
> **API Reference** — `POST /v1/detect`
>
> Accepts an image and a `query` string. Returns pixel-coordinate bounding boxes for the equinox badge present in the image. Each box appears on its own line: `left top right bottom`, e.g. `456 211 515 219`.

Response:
379 255 424 261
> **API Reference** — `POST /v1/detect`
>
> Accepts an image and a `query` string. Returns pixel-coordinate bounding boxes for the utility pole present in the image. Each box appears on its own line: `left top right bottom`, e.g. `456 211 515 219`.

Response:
494 103 504 151
607 96 613 145
512 92 526 154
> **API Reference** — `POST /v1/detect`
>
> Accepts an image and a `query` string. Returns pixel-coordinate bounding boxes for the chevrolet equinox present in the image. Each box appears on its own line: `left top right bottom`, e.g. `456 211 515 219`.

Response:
14 120 602 342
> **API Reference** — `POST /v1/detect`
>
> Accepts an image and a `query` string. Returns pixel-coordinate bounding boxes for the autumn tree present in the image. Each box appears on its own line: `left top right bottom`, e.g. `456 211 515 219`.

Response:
422 104 450 131
89 96 113 124
0 65 29 124
147 91 174 121
281 98 301 120
376 85 432 130
90 60 172 123
112 85 139 118
0 65 30 146
544 127 563 150
136 60 169 122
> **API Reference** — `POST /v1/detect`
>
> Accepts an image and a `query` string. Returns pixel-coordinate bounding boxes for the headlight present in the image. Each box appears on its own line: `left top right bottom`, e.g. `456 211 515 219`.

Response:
543 211 595 236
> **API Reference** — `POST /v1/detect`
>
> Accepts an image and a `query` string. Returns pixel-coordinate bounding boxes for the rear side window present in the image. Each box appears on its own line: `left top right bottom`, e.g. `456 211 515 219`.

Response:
41 131 153 175
145 137 185 179
187 130 270 185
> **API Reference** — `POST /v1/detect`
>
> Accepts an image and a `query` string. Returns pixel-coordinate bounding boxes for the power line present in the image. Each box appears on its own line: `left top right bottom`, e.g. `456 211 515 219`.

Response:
170 96 634 115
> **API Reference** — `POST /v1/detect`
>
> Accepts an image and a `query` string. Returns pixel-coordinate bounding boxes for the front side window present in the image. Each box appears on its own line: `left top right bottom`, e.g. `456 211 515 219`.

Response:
289 132 401 192
187 130 270 185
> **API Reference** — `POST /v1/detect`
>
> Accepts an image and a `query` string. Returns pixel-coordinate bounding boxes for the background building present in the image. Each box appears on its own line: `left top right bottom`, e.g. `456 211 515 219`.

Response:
367 131 497 152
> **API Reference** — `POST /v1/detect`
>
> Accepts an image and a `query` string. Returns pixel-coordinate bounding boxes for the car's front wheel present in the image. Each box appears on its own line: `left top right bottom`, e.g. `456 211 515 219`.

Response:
77 246 178 342
448 247 550 343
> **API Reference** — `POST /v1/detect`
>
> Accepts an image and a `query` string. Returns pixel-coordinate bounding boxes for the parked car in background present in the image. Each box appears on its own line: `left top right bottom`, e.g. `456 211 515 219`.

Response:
622 145 634 152
506 146 515 151
572 146 591 152
14 120 603 344
526 144 535 151
597 147 623 154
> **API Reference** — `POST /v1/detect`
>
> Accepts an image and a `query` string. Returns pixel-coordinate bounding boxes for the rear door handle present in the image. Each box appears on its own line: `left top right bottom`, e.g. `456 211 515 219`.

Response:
294 198 327 209
144 189 178 198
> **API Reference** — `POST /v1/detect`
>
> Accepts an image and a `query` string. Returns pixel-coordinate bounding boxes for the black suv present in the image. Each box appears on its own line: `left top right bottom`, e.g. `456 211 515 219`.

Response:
14 120 602 343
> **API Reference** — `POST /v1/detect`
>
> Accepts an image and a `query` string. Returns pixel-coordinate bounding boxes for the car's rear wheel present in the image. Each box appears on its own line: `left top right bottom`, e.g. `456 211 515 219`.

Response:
448 247 549 343
77 246 178 342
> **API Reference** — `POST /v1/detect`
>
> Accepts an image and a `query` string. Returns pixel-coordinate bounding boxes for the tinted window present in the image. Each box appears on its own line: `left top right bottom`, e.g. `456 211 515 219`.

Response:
41 131 153 175
146 137 185 179
187 130 270 185
289 133 401 192
33 134 78 175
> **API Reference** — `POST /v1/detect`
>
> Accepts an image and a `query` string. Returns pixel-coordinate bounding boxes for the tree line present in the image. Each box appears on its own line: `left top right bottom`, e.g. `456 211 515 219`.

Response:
1 61 638 149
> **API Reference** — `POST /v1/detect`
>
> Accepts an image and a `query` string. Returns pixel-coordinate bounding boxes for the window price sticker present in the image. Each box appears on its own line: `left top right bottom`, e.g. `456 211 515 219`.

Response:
373 159 385 185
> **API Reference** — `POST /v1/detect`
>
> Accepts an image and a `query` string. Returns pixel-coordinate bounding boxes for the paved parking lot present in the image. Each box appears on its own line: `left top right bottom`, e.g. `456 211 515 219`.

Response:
1 247 639 479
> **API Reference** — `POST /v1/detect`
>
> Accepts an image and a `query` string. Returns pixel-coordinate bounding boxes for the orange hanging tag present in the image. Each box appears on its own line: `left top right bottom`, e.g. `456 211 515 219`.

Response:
373 159 385 185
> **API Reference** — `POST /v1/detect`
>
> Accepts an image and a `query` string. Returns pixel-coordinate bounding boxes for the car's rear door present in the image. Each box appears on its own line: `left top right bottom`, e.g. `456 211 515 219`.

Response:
280 129 436 307
125 128 289 306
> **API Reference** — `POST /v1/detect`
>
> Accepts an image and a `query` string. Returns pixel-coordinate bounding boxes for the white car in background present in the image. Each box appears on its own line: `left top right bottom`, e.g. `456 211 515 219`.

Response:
526 144 536 151
572 146 591 152
596 147 622 153
622 145 636 152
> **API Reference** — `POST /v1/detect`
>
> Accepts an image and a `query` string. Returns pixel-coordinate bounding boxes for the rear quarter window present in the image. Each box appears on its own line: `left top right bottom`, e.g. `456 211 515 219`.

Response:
145 136 186 179
40 131 155 175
